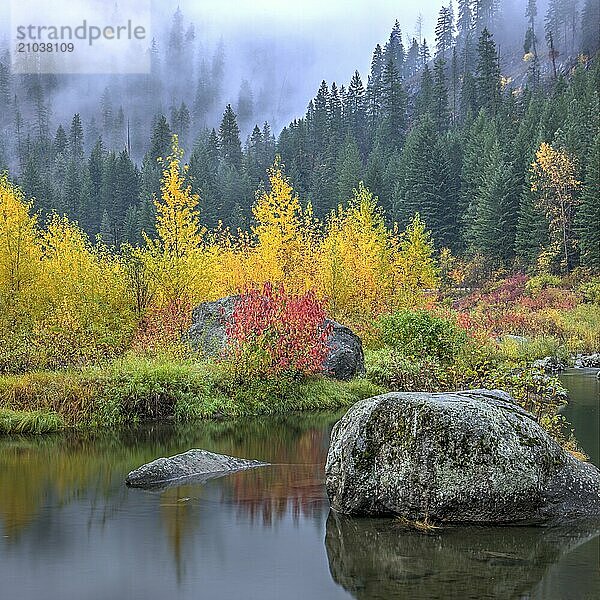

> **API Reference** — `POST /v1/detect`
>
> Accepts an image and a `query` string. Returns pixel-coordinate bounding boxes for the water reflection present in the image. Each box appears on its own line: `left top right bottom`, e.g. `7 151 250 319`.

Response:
0 372 598 600
325 513 600 600
560 369 600 466
0 413 337 539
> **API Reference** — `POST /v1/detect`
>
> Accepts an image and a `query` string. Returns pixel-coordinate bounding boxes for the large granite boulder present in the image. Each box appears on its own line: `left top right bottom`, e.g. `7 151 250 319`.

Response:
325 389 600 523
187 296 237 356
187 297 365 381
126 449 269 489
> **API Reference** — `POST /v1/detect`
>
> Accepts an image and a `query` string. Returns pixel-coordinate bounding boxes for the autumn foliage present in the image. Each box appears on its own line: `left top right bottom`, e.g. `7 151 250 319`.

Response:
225 283 332 378
14 137 591 374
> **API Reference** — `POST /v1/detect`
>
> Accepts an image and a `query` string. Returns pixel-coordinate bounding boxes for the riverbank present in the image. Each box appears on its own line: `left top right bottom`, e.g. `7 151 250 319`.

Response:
0 355 384 432
0 346 584 444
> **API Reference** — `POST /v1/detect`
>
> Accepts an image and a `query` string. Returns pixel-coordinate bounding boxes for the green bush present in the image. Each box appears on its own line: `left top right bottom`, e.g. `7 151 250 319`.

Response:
374 309 467 364
0 408 63 434
0 355 378 427
365 348 446 391
577 277 600 305
525 273 562 297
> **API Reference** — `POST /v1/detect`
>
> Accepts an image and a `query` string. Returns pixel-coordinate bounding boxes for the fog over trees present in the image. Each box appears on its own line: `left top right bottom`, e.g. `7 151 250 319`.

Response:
0 0 597 271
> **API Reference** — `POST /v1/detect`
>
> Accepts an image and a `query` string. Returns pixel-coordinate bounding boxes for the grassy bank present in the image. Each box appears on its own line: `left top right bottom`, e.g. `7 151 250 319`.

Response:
0 408 64 434
0 355 383 431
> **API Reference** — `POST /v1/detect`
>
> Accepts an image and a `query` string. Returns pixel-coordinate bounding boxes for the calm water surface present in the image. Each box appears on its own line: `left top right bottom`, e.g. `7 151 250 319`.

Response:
0 371 598 600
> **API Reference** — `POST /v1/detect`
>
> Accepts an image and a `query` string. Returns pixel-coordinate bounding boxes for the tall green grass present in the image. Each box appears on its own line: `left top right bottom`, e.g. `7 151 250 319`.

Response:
0 409 63 434
0 355 383 428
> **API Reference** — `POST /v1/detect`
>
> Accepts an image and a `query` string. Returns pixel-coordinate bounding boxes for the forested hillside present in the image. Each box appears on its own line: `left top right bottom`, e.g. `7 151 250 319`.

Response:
0 0 598 274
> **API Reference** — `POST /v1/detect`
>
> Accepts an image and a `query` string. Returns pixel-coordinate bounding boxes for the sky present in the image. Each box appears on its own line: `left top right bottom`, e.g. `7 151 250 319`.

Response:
175 0 444 127
182 0 442 79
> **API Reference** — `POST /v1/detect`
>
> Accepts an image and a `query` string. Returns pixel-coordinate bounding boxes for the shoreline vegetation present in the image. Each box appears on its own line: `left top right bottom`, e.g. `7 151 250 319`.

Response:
1 130 599 441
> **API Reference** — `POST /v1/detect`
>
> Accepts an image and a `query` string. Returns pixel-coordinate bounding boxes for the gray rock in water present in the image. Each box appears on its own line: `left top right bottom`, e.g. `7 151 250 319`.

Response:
126 449 269 488
325 390 600 523
574 353 600 369
532 356 567 374
187 297 365 381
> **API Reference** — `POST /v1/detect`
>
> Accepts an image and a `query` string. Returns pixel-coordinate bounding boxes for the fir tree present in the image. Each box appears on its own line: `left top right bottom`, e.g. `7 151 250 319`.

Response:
576 134 600 269
218 104 243 169
475 28 501 116
336 137 362 202
435 5 455 60
68 114 84 160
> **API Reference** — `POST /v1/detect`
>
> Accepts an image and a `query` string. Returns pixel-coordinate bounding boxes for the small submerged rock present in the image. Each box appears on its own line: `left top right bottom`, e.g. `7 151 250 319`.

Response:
325 389 600 523
126 449 269 489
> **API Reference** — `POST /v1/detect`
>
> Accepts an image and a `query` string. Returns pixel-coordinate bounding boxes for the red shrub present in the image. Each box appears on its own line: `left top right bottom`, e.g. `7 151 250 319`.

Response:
226 283 332 377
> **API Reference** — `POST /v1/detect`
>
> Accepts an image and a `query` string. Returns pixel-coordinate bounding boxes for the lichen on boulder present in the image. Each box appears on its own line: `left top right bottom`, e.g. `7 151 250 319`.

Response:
325 389 600 523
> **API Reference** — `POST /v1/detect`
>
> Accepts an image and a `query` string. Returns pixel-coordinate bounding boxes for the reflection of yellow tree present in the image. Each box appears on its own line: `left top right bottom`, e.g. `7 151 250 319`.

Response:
160 486 196 584
0 414 337 540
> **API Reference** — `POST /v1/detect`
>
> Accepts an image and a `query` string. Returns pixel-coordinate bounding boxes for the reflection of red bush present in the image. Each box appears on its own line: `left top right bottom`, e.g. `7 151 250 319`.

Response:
226 283 332 375
226 429 329 525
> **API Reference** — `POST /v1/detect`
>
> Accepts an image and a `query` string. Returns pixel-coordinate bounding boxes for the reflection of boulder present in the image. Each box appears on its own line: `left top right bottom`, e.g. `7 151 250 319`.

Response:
126 449 268 489
187 296 365 380
325 512 600 600
325 390 600 522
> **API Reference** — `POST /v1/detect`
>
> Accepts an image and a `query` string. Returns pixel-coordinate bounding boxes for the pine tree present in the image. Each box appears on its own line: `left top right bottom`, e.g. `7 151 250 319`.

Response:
435 5 455 60
367 45 384 129
237 79 254 130
0 62 11 127
219 104 243 169
433 58 451 133
188 129 220 227
475 28 501 116
577 134 600 269
68 114 84 160
398 114 456 247
336 137 362 202
54 125 68 156
419 38 431 69
376 56 407 151
465 141 519 262
405 39 420 78
329 82 343 147
416 65 435 118
524 0 540 88
457 0 473 50
515 185 549 269
581 0 600 55
545 0 580 54
384 20 405 76
346 71 367 154
311 80 330 157
62 159 82 220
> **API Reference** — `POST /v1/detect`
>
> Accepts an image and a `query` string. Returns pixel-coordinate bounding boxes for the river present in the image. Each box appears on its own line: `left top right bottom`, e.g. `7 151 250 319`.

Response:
0 370 598 600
